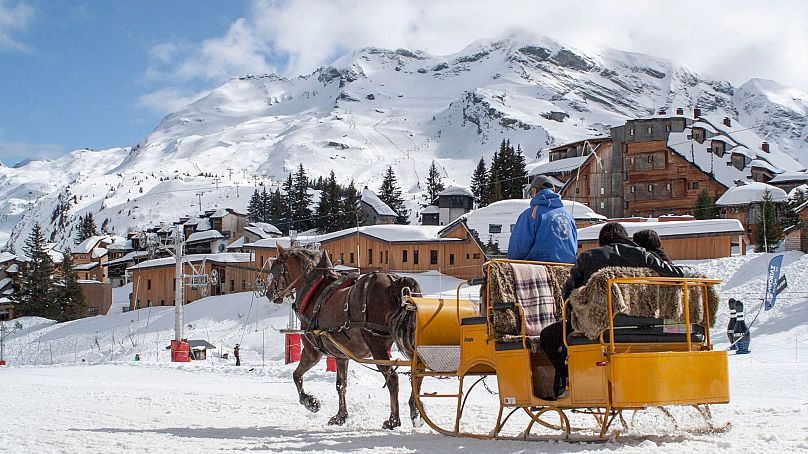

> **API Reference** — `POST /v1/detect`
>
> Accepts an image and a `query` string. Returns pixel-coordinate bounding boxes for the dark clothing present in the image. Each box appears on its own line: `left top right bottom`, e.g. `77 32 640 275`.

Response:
562 241 686 300
647 248 672 265
539 319 571 398
234 347 241 366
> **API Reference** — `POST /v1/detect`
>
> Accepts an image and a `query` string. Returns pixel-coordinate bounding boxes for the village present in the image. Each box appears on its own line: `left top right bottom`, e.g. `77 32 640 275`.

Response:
2 109 805 324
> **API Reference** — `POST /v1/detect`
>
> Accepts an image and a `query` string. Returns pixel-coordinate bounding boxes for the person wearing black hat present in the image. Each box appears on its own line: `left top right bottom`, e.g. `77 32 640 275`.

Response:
234 344 241 366
507 175 577 264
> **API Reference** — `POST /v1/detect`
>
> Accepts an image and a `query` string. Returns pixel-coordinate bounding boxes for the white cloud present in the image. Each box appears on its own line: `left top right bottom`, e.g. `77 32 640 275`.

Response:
0 0 34 52
140 0 808 111
134 87 209 114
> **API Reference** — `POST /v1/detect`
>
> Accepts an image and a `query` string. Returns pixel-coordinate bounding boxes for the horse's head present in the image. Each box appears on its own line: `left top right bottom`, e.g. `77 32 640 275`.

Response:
266 244 323 304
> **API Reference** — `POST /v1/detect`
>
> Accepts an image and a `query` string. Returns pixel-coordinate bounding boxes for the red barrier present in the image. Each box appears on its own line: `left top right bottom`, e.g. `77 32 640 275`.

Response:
285 333 301 364
326 356 336 372
170 339 191 362
0 360 6 366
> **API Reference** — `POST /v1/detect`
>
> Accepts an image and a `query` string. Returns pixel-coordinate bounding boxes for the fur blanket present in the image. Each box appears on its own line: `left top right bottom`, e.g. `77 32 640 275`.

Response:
569 266 720 339
483 261 571 338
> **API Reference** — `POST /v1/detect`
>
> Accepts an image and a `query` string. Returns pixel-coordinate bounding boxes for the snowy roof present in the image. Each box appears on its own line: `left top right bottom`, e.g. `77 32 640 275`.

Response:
247 225 458 249
226 236 246 250
106 251 149 267
186 230 225 244
421 205 440 214
769 171 808 183
438 186 473 197
211 208 244 218
91 248 108 259
74 262 100 271
577 219 745 241
128 253 252 271
528 155 589 176
71 235 112 254
6 264 19 273
716 182 788 206
361 189 397 217
0 277 11 290
0 252 16 264
249 222 282 236
788 184 808 199
667 116 805 189
107 239 133 251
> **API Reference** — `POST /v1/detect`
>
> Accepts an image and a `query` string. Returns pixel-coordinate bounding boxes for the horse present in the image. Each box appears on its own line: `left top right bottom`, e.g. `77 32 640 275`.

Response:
267 244 423 429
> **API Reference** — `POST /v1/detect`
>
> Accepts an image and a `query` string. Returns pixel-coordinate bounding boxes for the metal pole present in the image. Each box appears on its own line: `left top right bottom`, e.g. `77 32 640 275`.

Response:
175 228 185 343
74 336 77 363
262 329 265 368
49 343 53 365
0 321 6 364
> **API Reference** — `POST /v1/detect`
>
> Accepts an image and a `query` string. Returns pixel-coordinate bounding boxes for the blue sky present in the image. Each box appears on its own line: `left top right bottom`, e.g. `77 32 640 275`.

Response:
1 0 806 167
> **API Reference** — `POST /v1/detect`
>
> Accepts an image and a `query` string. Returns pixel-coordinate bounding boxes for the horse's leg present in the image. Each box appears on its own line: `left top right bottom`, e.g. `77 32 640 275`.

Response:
409 375 424 428
328 357 350 426
294 337 324 413
368 339 401 430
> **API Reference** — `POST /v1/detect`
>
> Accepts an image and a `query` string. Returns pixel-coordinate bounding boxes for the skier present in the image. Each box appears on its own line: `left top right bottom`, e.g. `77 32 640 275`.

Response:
733 300 751 354
726 298 737 350
234 344 241 366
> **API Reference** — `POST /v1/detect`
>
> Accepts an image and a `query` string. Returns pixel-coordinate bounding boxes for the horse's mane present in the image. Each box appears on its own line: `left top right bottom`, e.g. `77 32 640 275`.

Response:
289 247 321 271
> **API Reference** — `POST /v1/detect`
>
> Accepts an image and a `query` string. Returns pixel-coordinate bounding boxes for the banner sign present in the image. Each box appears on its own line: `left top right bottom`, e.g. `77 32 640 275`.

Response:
764 254 784 311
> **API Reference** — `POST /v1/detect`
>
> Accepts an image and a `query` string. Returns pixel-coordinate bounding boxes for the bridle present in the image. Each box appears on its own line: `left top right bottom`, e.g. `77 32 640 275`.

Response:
269 253 304 303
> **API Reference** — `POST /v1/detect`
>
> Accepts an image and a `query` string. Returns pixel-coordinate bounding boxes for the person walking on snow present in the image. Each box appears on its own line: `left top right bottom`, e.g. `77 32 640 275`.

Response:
234 344 241 366
508 175 577 264
726 298 737 350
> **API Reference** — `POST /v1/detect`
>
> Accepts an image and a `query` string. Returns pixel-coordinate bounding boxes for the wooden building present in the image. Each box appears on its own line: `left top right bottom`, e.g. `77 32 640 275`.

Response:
126 253 259 310
576 219 747 260
716 182 789 240
360 188 397 225
78 280 112 316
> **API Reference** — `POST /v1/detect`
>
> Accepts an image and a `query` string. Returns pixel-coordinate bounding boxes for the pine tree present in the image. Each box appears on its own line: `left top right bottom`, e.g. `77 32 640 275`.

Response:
269 188 288 233
247 189 262 222
75 213 99 244
53 250 86 321
379 166 410 224
291 164 314 232
496 142 527 199
13 223 55 318
315 172 342 233
282 173 295 232
338 180 364 230
259 188 272 223
486 145 503 204
424 160 445 205
694 189 719 220
755 190 785 253
470 157 489 207
782 188 807 229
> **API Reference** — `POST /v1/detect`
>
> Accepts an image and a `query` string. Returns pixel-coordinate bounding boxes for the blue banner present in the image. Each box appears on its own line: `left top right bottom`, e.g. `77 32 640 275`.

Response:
764 254 784 311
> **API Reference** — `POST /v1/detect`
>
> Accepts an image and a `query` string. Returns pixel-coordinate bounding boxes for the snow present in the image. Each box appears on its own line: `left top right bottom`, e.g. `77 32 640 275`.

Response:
107 239 133 251
109 282 133 315
421 205 440 214
361 188 397 217
2 255 808 451
0 251 16 264
5 263 19 273
186 230 225 244
528 155 589 176
106 250 149 266
716 182 788 206
577 219 745 241
91 247 108 259
771 172 808 184
250 222 282 236
437 186 473 197
71 235 111 254
74 262 100 271
128 253 252 271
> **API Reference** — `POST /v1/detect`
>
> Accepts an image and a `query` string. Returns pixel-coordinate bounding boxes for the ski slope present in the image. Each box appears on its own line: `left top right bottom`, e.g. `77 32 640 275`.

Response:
1 256 808 452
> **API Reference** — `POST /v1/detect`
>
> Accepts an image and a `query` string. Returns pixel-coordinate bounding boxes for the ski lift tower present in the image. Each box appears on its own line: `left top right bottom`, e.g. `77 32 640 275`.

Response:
170 227 191 362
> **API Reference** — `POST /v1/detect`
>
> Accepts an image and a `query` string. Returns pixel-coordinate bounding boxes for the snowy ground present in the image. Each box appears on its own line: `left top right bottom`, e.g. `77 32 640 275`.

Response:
2 259 808 452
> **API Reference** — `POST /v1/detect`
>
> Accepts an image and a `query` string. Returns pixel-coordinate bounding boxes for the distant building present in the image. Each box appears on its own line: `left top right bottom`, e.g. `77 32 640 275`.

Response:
717 181 788 239
420 205 440 225
360 188 397 225
436 186 474 226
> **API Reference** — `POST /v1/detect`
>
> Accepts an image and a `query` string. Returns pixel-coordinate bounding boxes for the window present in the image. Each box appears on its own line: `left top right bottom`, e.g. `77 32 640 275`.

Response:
413 250 419 264
489 224 502 234
647 126 653 134
648 184 655 192
449 254 455 265
624 172 629 181
629 128 635 136
147 279 152 290
647 155 654 163
349 252 355 263
692 181 700 189
242 280 246 290
384 251 388 264
600 201 605 209
230 280 235 292
466 254 470 259
403 250 408 263
630 186 636 193
430 250 438 265
666 183 671 191
380 251 383 264
575 188 580 194
600 187 605 195
147 300 153 307
473 253 481 259
629 157 635 165
666 124 672 132
624 201 629 209
160 300 165 306
340 253 345 263
368 249 373 264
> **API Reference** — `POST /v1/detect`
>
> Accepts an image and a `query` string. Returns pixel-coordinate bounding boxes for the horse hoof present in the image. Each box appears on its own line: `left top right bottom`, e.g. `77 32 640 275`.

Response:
328 414 348 426
411 415 424 428
382 418 401 430
302 396 321 413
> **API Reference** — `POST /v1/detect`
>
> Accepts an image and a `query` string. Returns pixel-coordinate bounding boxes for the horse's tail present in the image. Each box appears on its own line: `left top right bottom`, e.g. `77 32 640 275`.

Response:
389 275 421 359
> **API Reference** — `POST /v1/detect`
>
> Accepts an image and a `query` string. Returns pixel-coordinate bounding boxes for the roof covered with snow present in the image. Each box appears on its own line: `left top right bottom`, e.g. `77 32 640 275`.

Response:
577 219 746 241
360 189 397 217
249 222 282 236
528 155 589 176
106 251 150 267
71 235 112 254
107 239 133 251
247 224 459 250
716 182 788 206
226 236 246 250
421 205 440 214
438 186 473 197
128 252 252 271
769 171 808 183
186 230 225 244
0 252 16 264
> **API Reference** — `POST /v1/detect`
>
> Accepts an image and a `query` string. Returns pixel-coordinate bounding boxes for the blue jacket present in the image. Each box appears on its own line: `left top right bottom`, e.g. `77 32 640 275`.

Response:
507 190 578 264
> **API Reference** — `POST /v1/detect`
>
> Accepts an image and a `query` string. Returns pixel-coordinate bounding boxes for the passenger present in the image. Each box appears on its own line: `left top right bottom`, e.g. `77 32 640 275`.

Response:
540 222 686 399
632 229 672 264
507 175 577 264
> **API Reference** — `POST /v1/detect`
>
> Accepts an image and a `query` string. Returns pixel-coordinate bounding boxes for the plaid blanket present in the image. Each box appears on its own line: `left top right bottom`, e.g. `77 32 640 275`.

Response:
510 263 557 336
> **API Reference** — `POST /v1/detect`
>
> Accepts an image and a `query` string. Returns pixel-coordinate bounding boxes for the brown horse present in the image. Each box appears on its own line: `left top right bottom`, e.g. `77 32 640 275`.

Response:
267 244 423 429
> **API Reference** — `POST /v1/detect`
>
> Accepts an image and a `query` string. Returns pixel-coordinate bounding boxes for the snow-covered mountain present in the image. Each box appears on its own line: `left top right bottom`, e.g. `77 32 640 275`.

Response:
4 33 808 251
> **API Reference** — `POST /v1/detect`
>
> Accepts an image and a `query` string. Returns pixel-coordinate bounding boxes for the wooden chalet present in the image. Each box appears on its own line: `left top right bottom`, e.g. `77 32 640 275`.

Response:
576 219 747 260
716 182 788 240
360 188 397 225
